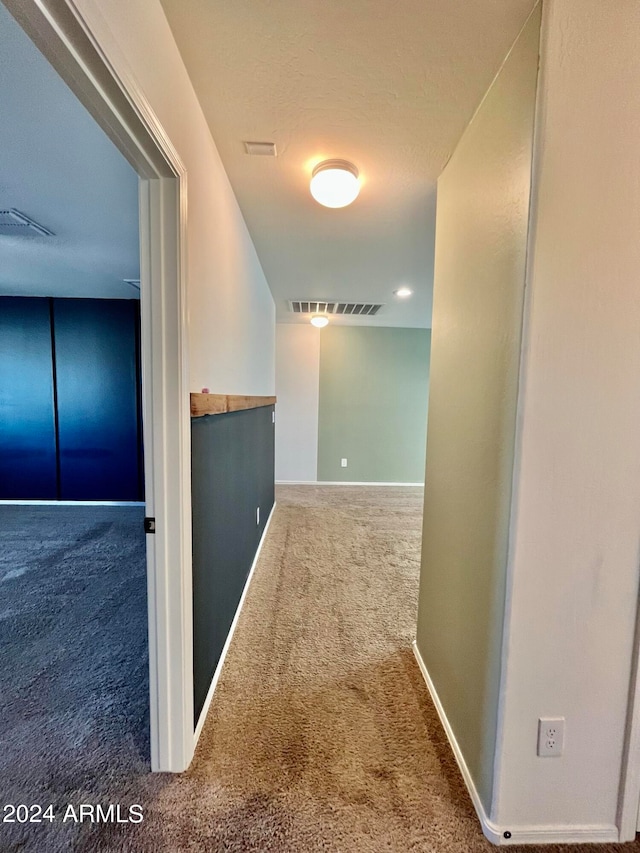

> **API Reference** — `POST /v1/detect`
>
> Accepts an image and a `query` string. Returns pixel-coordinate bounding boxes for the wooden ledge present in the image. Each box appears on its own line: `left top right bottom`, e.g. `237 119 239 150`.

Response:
190 393 276 418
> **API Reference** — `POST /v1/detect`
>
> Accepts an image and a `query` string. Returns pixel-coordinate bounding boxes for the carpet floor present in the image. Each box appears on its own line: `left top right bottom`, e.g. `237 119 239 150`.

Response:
0 506 150 852
2 489 640 852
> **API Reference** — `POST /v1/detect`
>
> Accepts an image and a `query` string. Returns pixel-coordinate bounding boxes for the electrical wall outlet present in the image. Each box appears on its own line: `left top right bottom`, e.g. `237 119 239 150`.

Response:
256 507 260 525
341 458 348 468
537 717 565 757
272 411 275 424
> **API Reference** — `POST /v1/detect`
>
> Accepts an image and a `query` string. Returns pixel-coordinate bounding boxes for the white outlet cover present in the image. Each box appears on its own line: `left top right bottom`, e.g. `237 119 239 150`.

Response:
341 458 348 467
537 717 565 757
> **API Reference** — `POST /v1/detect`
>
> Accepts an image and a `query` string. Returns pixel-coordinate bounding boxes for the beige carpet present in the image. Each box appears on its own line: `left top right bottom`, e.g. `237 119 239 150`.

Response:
27 486 640 852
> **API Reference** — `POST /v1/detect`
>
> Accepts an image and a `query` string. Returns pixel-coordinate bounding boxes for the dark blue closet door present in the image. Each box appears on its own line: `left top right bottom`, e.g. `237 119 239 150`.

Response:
0 297 57 499
53 299 140 500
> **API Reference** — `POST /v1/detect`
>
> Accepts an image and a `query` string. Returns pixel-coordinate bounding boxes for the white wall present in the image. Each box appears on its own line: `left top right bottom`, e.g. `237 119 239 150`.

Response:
275 324 320 482
493 0 640 835
415 2 540 816
73 0 275 395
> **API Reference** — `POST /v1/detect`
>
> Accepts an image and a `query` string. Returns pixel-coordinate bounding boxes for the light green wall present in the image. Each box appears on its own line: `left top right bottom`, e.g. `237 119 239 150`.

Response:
415 4 541 813
317 326 430 483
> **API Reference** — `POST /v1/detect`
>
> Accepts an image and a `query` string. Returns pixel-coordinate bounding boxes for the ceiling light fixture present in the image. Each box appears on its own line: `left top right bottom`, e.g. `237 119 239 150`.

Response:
394 287 413 298
310 315 329 328
310 160 360 208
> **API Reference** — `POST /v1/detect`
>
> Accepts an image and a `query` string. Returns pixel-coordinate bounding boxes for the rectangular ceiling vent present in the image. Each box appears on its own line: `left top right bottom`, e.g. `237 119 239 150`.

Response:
243 141 277 156
0 209 54 237
289 300 384 317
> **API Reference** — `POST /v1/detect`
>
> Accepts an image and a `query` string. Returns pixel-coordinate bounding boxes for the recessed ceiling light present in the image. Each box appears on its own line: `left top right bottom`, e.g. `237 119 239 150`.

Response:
310 315 329 328
394 287 413 298
310 160 360 208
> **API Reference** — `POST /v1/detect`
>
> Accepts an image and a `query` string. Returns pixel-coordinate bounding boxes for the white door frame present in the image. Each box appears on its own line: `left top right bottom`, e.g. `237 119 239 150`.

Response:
616 602 640 840
4 0 195 772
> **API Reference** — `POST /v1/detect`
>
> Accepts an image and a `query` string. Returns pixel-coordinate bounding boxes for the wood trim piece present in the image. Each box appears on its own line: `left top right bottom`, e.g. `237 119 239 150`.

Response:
190 393 276 418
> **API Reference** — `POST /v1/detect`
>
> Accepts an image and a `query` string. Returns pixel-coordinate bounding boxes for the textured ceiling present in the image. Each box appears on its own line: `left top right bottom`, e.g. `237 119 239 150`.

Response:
160 0 537 327
0 2 139 300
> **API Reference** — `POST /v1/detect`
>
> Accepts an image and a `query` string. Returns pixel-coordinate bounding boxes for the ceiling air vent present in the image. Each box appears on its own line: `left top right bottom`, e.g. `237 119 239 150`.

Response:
289 300 384 317
243 141 277 156
0 209 54 237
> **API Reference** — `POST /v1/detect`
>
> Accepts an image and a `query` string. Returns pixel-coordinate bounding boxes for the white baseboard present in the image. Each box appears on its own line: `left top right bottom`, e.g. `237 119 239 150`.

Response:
490 825 618 845
411 642 619 846
193 501 277 746
412 641 500 843
0 500 145 506
276 480 424 487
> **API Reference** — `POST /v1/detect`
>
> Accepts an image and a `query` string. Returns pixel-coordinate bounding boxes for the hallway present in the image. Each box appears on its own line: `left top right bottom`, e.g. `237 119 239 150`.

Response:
100 485 640 852
5 490 640 851
72 485 484 851
14 485 632 853
185 485 444 850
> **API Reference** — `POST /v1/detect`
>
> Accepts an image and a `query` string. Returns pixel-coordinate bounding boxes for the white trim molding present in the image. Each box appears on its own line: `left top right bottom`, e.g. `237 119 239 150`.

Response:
412 641 499 844
490 825 618 846
0 500 145 506
617 585 640 840
276 480 424 487
412 642 619 846
194 502 277 745
139 174 193 773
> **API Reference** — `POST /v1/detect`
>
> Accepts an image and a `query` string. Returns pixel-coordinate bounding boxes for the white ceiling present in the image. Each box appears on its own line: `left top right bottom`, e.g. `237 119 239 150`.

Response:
0 2 139 300
159 0 537 328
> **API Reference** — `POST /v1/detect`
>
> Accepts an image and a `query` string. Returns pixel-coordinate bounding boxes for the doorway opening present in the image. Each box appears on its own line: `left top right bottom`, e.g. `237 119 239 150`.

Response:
0 0 194 781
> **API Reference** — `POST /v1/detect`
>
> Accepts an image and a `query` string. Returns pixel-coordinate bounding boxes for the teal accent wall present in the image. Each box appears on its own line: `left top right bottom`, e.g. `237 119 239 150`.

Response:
317 326 431 482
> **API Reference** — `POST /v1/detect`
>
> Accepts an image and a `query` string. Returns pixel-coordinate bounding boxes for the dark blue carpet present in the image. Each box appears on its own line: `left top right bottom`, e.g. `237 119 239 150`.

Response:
0 506 150 851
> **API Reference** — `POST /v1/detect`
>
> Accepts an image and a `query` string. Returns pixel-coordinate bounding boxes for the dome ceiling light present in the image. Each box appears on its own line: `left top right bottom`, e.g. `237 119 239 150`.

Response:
310 314 329 328
394 287 413 298
310 160 360 208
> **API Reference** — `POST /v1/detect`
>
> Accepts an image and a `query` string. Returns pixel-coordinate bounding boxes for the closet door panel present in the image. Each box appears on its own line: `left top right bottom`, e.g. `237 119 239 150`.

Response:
53 299 140 500
0 297 57 499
